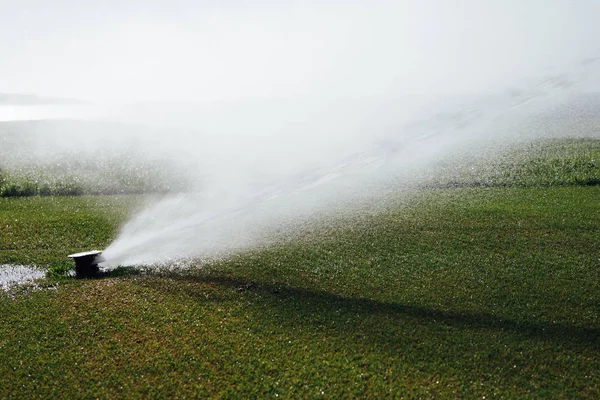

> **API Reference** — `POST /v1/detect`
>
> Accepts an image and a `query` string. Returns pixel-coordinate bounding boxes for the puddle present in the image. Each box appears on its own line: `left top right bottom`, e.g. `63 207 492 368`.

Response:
0 264 47 290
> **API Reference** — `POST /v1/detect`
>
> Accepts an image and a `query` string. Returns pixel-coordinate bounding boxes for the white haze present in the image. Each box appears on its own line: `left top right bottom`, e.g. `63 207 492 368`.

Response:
1 1 600 266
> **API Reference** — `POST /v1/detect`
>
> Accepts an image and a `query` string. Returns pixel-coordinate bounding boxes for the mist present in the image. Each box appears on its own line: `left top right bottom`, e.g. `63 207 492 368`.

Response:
1 1 600 266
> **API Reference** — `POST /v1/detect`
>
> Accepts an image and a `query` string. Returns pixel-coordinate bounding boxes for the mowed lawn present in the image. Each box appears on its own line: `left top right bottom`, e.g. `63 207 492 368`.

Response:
1 140 599 398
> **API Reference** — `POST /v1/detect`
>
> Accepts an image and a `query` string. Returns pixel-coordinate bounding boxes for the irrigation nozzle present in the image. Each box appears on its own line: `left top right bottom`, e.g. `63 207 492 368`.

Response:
68 250 104 278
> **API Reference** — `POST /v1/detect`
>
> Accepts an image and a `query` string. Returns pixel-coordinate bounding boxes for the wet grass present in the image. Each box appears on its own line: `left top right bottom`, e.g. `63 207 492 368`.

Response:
0 139 599 398
1 137 599 197
431 137 600 188
0 162 179 197
0 120 186 197
0 195 141 266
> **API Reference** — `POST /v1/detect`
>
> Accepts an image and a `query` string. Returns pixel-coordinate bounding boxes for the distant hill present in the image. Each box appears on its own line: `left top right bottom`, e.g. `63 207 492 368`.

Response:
0 92 89 105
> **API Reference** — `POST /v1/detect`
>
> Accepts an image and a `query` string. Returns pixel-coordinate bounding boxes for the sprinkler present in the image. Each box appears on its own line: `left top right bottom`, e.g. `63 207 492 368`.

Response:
68 250 104 278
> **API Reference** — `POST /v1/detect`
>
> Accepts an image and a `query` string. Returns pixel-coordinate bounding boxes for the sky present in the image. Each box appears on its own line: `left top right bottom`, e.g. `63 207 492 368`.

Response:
1 0 600 103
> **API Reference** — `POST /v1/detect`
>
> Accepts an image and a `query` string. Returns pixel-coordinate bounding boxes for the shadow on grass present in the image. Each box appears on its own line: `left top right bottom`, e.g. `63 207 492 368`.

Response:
141 271 599 351
102 266 144 278
45 266 143 281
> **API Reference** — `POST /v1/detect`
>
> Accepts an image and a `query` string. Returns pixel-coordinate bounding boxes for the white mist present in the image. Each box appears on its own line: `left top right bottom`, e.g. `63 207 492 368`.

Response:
1 1 599 267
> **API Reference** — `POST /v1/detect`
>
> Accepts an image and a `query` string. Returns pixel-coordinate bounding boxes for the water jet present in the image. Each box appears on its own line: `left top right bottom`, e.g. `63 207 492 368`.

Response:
68 250 104 278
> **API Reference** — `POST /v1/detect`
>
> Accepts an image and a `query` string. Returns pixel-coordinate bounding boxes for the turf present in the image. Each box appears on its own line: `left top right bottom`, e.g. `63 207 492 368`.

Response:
430 137 600 188
0 120 186 197
0 139 599 398
0 195 141 266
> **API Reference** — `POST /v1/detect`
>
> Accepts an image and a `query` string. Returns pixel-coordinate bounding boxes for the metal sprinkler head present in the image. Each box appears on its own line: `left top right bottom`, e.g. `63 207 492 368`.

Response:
68 250 104 278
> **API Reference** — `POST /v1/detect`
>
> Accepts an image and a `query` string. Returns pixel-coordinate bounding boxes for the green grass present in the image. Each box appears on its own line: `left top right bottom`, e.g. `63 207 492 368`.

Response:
431 137 600 188
0 163 179 197
0 139 599 398
1 137 599 197
0 195 141 266
0 120 186 197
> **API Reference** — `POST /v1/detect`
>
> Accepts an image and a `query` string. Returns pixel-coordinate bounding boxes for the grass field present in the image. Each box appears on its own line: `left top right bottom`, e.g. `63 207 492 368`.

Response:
0 119 186 197
0 139 599 398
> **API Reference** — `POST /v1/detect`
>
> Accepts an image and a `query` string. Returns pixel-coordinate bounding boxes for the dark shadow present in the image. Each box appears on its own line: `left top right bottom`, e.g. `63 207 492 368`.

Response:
102 266 143 278
139 270 600 351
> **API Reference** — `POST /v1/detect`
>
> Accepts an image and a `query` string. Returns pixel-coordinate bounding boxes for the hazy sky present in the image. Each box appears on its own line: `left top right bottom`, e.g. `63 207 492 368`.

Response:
1 0 599 103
